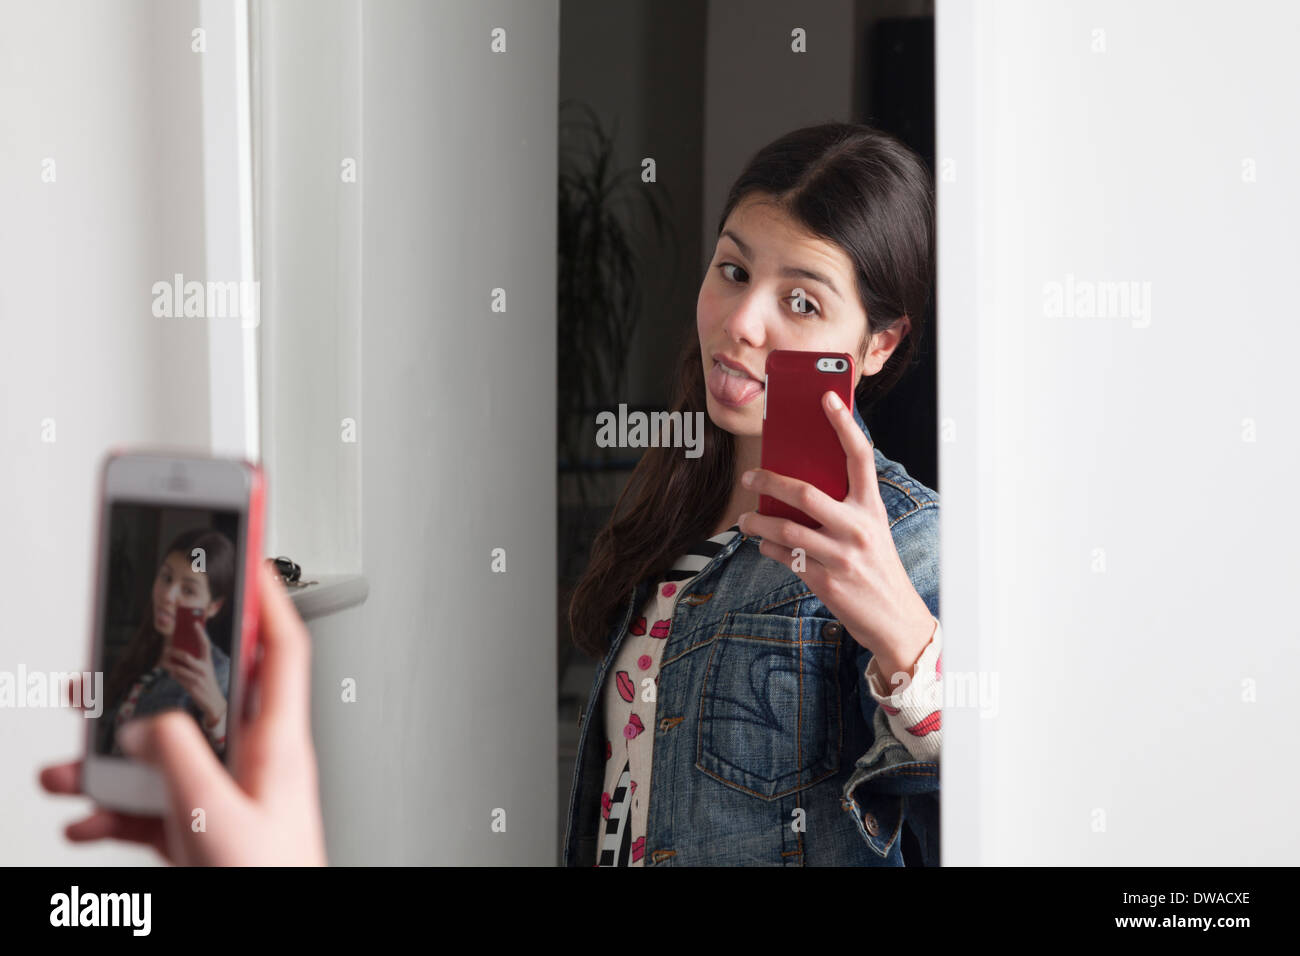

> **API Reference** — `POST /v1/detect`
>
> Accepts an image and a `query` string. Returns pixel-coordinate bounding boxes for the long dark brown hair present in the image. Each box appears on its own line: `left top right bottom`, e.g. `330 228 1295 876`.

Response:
103 526 236 712
567 122 935 660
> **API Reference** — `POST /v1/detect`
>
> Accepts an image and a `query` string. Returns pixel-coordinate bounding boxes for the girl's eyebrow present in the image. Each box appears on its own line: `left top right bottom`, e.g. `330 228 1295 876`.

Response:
721 228 843 302
162 560 203 584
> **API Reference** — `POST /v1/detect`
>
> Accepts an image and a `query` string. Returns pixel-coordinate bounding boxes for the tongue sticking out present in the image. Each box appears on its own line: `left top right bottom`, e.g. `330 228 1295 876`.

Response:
710 362 763 406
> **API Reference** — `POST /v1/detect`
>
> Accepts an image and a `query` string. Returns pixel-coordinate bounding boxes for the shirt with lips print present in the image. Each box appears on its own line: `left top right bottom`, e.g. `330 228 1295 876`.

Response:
595 524 741 866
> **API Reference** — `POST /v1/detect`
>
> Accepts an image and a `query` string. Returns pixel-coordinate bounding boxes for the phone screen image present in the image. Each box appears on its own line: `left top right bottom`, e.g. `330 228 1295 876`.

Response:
90 502 243 760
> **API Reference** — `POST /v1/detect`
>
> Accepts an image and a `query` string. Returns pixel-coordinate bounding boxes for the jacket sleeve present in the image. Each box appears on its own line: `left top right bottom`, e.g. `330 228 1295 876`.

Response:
852 501 941 734
842 502 942 864
201 647 232 755
175 645 231 754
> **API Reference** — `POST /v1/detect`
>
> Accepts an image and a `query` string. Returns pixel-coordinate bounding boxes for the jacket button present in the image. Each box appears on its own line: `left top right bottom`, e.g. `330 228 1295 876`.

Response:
823 621 843 639
862 811 880 837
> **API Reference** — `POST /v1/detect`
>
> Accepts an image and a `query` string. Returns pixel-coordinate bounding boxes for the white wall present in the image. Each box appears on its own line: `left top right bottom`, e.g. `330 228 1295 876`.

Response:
3 0 557 866
260 0 559 864
0 0 209 864
938 0 1300 864
257 0 363 572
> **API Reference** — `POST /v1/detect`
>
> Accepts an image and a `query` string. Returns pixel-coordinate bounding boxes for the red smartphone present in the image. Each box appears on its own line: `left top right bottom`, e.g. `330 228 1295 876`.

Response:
758 349 855 529
82 450 265 815
170 606 206 659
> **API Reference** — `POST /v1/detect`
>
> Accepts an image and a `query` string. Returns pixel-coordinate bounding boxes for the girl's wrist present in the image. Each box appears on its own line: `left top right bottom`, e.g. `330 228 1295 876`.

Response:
873 598 937 685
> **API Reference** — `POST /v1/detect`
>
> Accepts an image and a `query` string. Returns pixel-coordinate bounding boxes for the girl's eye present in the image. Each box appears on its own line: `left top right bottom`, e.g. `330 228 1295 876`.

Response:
719 262 747 283
719 262 820 316
788 294 820 317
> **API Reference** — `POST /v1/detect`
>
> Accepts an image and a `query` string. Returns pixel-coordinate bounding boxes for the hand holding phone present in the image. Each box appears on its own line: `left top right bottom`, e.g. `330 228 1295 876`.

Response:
160 618 229 734
40 560 328 865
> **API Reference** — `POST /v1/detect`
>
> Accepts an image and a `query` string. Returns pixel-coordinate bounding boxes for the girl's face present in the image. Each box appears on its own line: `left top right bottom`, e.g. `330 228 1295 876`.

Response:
151 551 222 637
696 195 905 438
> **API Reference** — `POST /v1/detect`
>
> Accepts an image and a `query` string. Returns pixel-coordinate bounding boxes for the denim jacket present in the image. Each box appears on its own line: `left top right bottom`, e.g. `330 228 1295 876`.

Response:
97 644 231 755
562 405 941 866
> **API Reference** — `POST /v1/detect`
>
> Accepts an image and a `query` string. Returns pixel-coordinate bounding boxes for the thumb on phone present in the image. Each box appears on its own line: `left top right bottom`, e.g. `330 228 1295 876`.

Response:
250 559 313 738
117 711 236 817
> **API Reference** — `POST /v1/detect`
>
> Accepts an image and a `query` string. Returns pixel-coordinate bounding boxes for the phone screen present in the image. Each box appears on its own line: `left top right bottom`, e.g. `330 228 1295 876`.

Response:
90 501 244 760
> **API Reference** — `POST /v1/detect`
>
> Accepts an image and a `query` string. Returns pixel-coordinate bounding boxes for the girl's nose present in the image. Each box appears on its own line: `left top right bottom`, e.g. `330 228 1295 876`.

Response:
724 294 769 347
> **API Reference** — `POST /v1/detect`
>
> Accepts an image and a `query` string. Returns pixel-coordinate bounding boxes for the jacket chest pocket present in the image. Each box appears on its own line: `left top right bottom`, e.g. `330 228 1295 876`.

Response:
695 611 843 800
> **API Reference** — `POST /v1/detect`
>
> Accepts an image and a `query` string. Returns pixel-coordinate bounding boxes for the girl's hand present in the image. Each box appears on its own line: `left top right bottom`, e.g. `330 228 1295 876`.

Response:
39 560 328 865
736 389 937 684
162 620 226 726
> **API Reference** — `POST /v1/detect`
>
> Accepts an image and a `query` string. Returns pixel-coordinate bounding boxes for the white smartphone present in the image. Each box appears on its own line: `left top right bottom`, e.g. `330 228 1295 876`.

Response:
82 450 265 814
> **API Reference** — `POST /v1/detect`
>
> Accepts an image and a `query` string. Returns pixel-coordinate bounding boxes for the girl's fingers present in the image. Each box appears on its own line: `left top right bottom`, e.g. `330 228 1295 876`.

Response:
742 468 843 529
39 760 84 796
164 660 201 690
196 622 214 661
756 538 830 588
822 390 879 507
170 646 202 665
64 808 169 856
169 652 207 681
164 648 200 672
757 537 797 567
65 674 89 713
251 559 313 739
116 711 237 827
740 510 838 566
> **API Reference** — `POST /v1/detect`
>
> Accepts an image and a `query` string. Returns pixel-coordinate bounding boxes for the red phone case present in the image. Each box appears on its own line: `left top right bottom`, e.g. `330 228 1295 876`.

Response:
758 350 855 529
238 463 265 703
171 606 206 658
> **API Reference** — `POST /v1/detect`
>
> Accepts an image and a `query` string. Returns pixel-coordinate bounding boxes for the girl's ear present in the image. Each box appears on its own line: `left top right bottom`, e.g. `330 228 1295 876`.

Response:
860 316 912 377
856 334 873 382
205 597 225 621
